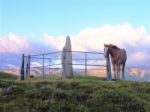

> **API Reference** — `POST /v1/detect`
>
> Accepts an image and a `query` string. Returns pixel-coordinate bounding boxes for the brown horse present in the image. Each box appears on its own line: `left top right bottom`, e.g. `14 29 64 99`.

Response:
104 44 127 80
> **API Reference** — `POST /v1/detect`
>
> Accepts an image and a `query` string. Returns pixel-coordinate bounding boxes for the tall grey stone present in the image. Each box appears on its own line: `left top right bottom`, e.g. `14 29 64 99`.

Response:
62 47 67 79
62 36 73 78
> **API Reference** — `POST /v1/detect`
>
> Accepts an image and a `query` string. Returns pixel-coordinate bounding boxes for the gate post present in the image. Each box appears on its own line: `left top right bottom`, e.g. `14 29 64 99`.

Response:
25 56 28 79
42 54 45 78
106 54 112 80
27 55 30 79
20 54 25 80
85 52 87 76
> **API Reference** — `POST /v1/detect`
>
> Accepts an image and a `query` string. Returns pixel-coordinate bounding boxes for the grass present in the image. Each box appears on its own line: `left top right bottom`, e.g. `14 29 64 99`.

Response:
0 73 150 112
0 72 18 80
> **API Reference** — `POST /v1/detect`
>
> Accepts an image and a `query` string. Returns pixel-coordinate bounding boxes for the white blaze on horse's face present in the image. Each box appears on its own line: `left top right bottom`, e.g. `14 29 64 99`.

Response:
104 47 109 57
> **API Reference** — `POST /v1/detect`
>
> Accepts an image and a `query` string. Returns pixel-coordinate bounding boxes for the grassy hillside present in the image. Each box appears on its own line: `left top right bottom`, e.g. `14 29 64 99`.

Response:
0 76 150 112
0 71 18 80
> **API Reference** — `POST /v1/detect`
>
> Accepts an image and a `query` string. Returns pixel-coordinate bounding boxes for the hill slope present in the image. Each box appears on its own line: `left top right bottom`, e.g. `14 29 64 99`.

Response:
0 71 18 80
0 76 150 112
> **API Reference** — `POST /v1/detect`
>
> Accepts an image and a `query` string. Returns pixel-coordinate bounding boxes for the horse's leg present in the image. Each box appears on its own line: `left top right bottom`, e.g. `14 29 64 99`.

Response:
118 65 121 80
115 63 119 80
116 66 119 79
119 65 122 80
122 64 125 80
119 64 122 80
113 65 116 79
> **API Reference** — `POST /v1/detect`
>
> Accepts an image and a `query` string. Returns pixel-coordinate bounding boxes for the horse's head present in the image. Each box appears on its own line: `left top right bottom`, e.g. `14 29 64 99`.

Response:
104 44 112 57
104 43 120 57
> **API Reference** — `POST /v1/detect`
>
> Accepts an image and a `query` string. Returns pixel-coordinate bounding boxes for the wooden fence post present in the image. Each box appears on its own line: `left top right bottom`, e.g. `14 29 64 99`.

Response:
25 56 28 80
106 54 112 80
42 54 44 78
85 52 87 76
49 59 51 77
20 54 25 80
27 55 30 79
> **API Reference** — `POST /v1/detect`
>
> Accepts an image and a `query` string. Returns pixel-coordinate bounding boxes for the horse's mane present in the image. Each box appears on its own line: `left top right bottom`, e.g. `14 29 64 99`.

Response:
105 44 120 49
110 44 120 49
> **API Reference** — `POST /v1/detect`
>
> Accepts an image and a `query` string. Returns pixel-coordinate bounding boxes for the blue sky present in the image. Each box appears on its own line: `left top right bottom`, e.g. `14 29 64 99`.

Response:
1 0 150 36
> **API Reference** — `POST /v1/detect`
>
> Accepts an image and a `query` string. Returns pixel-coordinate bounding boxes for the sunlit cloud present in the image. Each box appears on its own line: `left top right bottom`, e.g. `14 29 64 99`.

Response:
128 52 150 63
0 33 29 54
42 22 150 69
43 33 65 50
130 68 150 78
6 64 19 69
31 62 42 67
43 22 150 51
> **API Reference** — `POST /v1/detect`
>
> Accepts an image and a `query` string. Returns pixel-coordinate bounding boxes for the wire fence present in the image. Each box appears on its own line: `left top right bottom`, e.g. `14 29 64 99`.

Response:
23 51 106 78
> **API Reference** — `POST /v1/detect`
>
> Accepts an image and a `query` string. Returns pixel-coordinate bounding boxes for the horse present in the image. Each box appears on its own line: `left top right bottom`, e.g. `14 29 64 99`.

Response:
104 44 127 80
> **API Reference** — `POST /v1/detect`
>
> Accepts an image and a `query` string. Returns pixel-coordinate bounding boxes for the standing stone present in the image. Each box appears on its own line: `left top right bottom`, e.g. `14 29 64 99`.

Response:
62 36 73 78
62 47 67 79
65 36 73 77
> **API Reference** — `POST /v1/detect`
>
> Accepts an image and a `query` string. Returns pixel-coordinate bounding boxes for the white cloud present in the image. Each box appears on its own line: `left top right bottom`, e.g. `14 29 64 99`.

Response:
43 22 150 51
42 22 150 71
127 51 150 68
43 33 65 50
129 52 149 62
1 22 150 76
31 62 42 67
7 64 18 69
0 33 29 54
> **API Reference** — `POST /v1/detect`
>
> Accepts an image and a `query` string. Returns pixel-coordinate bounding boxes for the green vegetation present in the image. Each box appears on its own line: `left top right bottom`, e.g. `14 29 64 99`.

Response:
0 74 150 112
0 72 18 80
